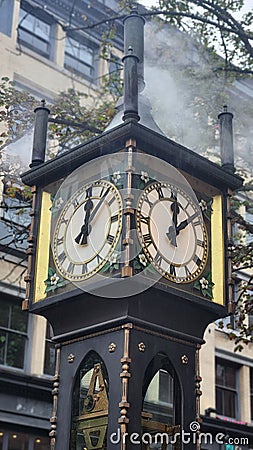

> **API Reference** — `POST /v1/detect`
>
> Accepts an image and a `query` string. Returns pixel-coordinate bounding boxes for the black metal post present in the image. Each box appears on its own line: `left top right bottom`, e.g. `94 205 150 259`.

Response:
123 9 145 93
30 100 50 168
218 105 235 174
122 46 140 122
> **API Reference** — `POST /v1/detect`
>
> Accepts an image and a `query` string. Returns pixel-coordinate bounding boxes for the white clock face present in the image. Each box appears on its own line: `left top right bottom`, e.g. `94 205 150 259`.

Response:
52 180 123 281
136 181 208 283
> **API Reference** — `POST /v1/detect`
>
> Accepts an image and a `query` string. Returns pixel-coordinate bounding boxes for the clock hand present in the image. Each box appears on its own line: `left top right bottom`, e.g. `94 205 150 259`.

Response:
75 188 93 245
176 210 200 234
166 193 180 247
89 186 111 222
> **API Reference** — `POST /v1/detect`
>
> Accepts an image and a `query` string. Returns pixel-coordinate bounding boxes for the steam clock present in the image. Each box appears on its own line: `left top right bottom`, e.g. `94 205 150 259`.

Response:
21 9 242 450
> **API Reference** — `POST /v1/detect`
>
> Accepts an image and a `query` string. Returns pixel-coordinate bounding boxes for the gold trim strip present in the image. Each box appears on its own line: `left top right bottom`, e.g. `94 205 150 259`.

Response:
34 191 52 302
211 195 225 305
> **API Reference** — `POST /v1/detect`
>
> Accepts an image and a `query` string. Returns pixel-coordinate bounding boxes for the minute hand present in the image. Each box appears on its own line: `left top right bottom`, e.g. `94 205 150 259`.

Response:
89 187 111 222
176 211 200 234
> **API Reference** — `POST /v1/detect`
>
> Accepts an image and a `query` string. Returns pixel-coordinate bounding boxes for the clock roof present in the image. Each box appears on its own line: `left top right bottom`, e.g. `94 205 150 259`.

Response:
21 119 242 192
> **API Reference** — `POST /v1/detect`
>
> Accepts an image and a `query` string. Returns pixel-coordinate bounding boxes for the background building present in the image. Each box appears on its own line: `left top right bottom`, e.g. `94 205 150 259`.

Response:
0 1 252 449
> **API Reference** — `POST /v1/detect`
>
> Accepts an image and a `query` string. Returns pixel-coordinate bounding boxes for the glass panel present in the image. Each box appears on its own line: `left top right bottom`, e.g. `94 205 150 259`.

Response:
224 390 236 418
44 341 55 375
144 369 174 425
18 8 51 56
215 387 223 414
216 363 224 385
19 29 49 54
0 302 9 327
71 352 108 450
8 432 29 450
0 331 7 365
64 36 95 78
11 305 28 332
225 366 236 389
6 333 26 368
19 9 50 39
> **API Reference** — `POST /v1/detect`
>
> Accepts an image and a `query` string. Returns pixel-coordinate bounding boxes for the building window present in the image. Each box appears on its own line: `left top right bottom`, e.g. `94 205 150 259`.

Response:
215 359 239 418
0 298 28 369
44 322 55 376
159 369 174 405
18 3 54 59
0 430 50 449
0 0 15 37
64 34 98 81
109 54 122 96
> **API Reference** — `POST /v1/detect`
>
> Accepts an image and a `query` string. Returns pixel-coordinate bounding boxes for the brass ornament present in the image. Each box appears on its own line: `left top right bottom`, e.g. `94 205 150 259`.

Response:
68 353 75 363
108 342 117 352
181 355 188 365
138 342 146 352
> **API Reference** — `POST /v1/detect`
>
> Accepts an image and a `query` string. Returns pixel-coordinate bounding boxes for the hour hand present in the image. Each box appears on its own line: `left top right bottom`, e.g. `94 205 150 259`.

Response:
166 225 177 247
75 191 93 245
166 193 180 247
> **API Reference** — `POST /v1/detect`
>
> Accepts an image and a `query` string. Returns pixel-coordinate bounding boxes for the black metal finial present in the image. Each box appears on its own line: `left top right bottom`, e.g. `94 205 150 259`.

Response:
123 8 145 93
30 100 50 168
218 106 235 174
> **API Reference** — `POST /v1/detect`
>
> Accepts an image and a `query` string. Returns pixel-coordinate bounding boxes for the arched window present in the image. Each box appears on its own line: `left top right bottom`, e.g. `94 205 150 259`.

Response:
71 352 109 450
142 353 181 450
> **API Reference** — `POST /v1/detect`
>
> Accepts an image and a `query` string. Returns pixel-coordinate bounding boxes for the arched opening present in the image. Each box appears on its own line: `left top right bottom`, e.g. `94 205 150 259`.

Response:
70 351 109 450
142 353 181 449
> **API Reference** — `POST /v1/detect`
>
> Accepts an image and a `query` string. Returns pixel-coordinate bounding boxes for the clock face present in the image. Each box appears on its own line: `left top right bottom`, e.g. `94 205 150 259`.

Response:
136 181 208 283
52 180 123 281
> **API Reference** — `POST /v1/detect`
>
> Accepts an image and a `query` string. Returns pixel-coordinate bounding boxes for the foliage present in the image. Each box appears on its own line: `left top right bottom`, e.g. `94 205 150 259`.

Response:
133 0 253 75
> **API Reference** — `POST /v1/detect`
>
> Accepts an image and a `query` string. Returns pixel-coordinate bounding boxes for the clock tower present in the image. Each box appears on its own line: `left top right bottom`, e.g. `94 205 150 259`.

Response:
21 8 242 450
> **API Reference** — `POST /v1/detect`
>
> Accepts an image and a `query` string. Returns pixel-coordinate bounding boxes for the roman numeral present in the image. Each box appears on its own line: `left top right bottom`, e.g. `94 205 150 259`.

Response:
56 236 64 245
140 214 149 225
86 186 93 197
60 217 68 225
107 234 115 244
143 233 153 247
73 198 80 208
82 263 87 274
67 262 75 274
197 239 204 247
144 195 153 207
184 265 191 277
193 219 201 226
193 255 202 266
111 214 118 223
97 254 102 264
108 197 116 206
156 185 164 199
170 264 176 276
58 251 66 263
154 252 162 267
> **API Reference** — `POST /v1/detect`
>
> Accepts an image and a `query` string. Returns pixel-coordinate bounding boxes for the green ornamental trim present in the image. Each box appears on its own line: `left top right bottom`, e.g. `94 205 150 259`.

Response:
193 272 214 299
199 197 213 220
44 267 67 293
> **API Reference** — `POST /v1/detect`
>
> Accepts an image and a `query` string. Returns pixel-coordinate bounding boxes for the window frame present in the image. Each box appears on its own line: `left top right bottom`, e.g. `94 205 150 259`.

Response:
64 32 99 82
17 2 55 60
215 358 240 419
0 297 31 371
43 321 55 376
